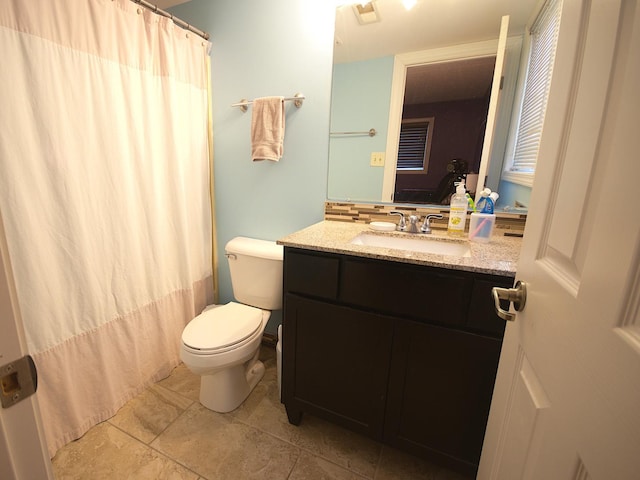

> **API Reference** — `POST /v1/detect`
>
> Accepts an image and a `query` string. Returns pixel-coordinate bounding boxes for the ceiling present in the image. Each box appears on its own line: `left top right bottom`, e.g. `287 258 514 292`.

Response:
152 1 538 106
404 56 496 105
334 0 539 64
154 1 539 67
154 0 190 8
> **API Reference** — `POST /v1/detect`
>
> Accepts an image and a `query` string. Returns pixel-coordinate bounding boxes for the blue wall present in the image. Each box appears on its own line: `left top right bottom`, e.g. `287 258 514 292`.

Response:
328 56 394 201
170 0 335 334
497 179 532 210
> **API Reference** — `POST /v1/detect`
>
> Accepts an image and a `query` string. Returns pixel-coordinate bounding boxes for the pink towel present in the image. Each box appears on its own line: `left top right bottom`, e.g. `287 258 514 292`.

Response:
251 96 285 162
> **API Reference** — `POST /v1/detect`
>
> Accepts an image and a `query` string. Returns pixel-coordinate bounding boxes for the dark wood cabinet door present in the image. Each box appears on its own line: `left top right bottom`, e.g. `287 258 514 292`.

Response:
282 294 394 439
384 319 502 476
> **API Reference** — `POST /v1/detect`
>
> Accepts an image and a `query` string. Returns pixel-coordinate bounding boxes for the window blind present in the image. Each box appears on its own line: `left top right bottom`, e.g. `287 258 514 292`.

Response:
397 120 430 170
510 0 562 173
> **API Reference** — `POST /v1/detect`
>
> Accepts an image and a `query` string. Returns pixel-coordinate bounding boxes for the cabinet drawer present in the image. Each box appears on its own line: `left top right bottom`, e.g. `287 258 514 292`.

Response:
340 257 472 327
284 249 340 300
467 276 513 337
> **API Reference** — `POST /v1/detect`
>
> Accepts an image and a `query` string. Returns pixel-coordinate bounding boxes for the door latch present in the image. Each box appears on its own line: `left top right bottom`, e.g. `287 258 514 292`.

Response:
492 280 527 322
1 355 38 409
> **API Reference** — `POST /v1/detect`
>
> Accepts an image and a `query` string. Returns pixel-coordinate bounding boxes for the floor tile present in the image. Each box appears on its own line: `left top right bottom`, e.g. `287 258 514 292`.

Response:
51 422 198 480
239 377 381 479
109 383 193 444
375 446 473 480
158 363 201 402
288 452 370 480
52 344 474 480
151 402 300 479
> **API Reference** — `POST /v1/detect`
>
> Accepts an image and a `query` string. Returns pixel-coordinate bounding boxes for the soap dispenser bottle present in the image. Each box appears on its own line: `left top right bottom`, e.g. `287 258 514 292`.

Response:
447 180 468 237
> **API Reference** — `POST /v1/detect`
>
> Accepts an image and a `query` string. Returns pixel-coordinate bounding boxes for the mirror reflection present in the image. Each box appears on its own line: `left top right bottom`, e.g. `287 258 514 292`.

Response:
393 56 495 205
328 0 538 211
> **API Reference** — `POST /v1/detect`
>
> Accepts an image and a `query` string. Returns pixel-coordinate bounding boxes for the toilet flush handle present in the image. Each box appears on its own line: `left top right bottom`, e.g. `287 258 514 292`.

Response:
225 253 237 260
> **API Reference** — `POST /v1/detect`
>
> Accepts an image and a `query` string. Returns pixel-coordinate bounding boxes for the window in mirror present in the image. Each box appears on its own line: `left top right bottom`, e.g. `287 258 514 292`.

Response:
397 117 434 172
503 0 561 186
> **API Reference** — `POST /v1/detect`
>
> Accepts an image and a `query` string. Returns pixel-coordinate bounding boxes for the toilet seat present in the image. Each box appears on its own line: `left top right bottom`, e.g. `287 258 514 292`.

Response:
182 302 263 355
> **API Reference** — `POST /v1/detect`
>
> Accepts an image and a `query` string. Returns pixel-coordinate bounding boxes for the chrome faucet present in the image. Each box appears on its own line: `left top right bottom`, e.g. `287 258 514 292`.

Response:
420 214 444 234
407 214 420 233
389 211 406 231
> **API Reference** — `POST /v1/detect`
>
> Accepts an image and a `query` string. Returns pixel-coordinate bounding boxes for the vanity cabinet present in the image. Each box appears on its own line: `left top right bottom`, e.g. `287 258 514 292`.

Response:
281 247 513 476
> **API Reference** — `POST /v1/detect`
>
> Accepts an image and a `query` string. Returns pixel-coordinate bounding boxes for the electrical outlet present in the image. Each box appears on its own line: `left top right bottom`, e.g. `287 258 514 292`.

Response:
370 152 385 167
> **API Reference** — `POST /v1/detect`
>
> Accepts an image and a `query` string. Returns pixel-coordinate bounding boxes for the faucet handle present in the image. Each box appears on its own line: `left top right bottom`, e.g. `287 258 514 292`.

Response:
420 214 444 234
389 211 407 231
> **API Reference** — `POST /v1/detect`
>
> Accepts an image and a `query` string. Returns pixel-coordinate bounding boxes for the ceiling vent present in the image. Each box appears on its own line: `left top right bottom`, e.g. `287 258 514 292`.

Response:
353 2 381 25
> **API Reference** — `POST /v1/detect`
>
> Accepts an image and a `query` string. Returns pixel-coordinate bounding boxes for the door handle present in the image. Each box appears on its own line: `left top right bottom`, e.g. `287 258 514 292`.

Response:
492 280 527 322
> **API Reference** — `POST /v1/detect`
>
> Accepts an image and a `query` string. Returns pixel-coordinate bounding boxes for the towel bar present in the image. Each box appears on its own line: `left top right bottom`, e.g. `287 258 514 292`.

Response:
232 93 305 112
330 128 377 137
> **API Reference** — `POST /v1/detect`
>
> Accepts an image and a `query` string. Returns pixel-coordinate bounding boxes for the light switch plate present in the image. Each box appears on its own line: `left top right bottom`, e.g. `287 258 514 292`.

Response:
370 152 385 167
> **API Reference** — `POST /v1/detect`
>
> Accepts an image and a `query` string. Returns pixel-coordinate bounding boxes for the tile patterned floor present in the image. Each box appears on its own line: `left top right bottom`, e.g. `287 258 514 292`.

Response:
51 345 473 480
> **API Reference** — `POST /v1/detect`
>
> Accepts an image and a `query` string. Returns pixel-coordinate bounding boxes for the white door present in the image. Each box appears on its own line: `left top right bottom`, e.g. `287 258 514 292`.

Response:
0 211 53 479
478 0 640 478
474 15 509 201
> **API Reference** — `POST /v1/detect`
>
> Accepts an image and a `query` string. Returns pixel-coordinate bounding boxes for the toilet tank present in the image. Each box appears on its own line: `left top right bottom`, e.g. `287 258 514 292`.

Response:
225 237 284 310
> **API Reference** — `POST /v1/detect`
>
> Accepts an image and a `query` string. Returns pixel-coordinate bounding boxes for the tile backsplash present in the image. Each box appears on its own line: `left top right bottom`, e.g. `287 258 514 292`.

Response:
324 201 526 235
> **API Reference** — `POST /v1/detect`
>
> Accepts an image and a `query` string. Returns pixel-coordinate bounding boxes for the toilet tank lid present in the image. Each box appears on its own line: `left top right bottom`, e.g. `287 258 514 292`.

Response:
225 236 283 261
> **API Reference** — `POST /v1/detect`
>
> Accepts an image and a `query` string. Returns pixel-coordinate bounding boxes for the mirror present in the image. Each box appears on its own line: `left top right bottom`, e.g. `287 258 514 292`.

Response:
398 58 496 203
328 0 538 211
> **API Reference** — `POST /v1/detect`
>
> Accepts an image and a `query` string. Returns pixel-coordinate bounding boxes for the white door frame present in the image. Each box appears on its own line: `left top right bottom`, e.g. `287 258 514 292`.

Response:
0 210 53 479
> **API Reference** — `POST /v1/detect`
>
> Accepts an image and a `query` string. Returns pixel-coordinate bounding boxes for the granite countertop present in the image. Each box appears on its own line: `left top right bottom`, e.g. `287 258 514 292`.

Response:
277 220 521 276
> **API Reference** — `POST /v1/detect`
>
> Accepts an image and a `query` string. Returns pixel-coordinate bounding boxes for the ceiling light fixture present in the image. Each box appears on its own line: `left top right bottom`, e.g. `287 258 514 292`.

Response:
402 0 417 10
352 1 380 25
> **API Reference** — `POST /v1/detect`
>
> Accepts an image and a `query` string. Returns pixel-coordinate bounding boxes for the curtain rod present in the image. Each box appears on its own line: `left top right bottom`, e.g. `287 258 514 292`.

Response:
130 0 210 40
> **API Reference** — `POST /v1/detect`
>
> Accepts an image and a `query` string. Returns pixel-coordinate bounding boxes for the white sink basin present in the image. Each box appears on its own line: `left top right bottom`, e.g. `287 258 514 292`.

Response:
350 233 471 257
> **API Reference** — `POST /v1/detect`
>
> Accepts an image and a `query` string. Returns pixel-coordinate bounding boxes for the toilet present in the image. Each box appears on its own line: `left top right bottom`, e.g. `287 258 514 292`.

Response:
180 236 283 413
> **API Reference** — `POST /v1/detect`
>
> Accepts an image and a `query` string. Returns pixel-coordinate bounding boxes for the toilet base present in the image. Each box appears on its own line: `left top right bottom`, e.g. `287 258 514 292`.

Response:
199 349 265 413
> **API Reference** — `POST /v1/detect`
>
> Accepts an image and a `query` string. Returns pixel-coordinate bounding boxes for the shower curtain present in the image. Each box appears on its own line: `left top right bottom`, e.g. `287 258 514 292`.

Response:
0 0 214 456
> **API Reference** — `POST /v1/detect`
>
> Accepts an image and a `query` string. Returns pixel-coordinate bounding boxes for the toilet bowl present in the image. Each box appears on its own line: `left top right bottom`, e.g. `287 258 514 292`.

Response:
181 302 270 412
180 237 283 413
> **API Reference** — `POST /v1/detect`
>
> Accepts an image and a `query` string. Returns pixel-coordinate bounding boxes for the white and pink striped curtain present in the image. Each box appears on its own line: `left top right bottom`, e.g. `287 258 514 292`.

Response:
0 0 214 456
